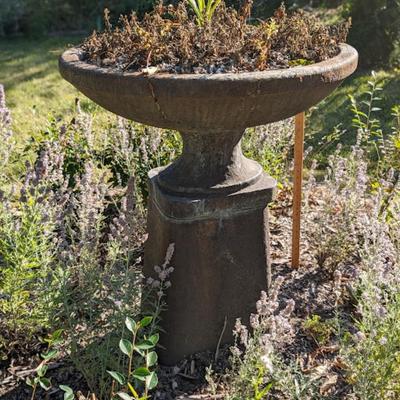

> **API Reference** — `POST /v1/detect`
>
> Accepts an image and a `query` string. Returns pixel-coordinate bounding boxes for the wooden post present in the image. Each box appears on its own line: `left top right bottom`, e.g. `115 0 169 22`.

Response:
292 112 305 268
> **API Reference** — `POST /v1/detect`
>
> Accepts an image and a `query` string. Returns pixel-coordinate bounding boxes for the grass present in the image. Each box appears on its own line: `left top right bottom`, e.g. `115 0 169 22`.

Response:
0 36 112 140
0 35 399 154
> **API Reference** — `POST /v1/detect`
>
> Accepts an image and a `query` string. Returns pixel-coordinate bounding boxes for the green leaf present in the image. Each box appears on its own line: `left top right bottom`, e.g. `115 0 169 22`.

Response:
59 385 74 394
197 0 205 12
59 385 75 400
132 367 151 382
208 0 222 20
146 351 158 367
119 339 133 356
26 377 35 387
139 316 153 328
136 340 155 350
41 349 58 360
107 370 126 385
39 377 51 390
125 317 137 333
45 329 63 345
146 371 158 391
51 329 63 339
117 393 134 400
60 385 74 399
256 381 273 399
36 364 48 377
148 333 159 346
134 346 145 357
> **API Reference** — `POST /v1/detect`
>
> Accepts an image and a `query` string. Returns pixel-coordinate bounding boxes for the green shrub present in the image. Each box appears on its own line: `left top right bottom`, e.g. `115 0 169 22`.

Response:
347 0 400 67
0 0 156 37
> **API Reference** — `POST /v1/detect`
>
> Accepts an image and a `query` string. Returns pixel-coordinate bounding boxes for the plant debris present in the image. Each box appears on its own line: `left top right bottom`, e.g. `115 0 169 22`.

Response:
81 1 351 74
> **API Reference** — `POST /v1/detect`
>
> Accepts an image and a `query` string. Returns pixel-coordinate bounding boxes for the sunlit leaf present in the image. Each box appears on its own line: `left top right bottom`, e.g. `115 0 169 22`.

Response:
139 316 153 328
146 371 158 390
60 385 74 400
146 351 158 367
136 340 155 350
107 370 126 385
39 377 51 390
117 392 134 400
36 364 48 377
148 333 159 345
119 339 133 356
133 367 151 382
41 349 58 360
125 317 137 333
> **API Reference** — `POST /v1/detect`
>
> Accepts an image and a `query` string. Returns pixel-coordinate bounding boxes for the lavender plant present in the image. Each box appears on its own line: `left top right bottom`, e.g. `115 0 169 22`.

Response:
218 277 298 399
102 117 181 208
243 118 294 183
302 75 400 273
0 86 177 397
302 141 369 270
301 86 400 398
340 181 400 399
0 139 67 354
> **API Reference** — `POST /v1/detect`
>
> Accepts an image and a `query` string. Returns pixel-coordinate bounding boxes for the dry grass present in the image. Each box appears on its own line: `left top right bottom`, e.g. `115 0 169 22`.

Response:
82 1 350 74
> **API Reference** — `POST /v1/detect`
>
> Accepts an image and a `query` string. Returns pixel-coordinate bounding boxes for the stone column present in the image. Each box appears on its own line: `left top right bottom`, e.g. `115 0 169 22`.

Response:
144 129 276 365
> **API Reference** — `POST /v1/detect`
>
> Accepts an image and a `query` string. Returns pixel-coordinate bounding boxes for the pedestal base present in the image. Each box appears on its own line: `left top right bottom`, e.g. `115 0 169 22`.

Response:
144 167 276 365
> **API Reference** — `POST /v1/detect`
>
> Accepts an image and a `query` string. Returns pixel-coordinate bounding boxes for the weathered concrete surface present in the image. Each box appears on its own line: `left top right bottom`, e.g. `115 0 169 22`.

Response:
144 166 276 365
59 45 358 131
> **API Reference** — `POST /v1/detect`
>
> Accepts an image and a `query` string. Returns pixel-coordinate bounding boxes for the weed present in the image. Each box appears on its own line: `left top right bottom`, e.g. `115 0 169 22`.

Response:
303 314 335 346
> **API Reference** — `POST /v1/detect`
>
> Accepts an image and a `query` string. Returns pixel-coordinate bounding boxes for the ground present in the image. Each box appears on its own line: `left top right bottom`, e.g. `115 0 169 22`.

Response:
0 189 356 399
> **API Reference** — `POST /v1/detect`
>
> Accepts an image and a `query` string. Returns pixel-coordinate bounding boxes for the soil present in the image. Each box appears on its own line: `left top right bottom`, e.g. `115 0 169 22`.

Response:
0 188 357 399
81 2 350 74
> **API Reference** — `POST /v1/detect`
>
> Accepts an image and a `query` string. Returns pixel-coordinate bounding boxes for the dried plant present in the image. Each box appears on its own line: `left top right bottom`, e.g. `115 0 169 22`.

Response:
82 2 350 74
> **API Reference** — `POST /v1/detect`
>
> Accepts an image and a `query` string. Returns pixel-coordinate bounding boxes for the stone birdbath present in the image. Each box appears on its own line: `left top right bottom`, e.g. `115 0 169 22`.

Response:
59 43 358 365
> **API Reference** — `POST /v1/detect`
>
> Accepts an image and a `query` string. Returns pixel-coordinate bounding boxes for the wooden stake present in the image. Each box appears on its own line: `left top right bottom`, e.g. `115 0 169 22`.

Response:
292 112 305 268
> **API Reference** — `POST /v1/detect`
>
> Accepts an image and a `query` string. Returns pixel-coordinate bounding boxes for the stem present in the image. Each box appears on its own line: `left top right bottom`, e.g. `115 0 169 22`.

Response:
127 328 138 380
30 383 37 400
144 349 149 398
110 380 115 398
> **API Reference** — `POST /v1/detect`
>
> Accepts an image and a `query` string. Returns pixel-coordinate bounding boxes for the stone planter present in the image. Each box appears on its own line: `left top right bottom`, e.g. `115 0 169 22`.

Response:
59 44 358 365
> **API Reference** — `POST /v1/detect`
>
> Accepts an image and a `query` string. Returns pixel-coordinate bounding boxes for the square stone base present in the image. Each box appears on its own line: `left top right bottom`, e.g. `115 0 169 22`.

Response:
144 169 276 365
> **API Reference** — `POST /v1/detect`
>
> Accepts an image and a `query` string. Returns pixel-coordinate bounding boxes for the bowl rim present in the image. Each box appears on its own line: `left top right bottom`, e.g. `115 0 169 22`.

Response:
59 43 358 83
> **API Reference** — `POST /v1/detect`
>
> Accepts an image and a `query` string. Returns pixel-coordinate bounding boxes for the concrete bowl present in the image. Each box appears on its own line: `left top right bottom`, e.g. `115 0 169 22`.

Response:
59 44 358 132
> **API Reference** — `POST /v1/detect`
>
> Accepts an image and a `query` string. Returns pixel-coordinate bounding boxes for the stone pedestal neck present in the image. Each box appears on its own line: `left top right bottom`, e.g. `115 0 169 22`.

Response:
156 129 262 194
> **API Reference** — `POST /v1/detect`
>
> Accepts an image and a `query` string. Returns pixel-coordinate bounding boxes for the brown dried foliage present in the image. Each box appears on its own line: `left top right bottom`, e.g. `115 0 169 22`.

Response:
82 1 350 74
